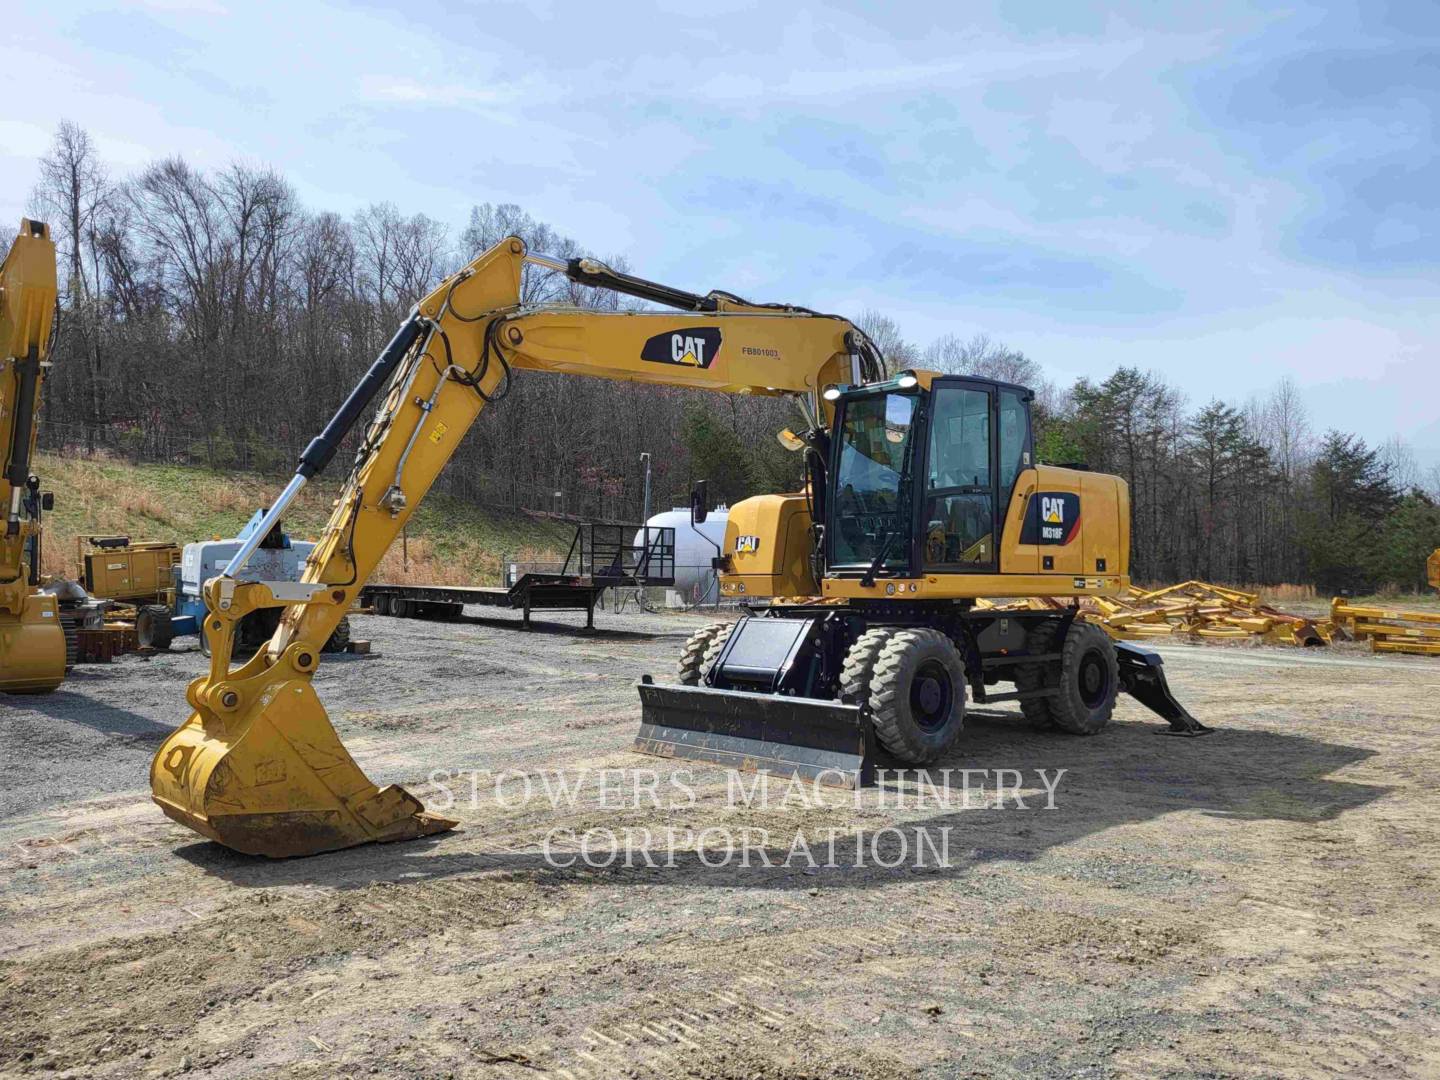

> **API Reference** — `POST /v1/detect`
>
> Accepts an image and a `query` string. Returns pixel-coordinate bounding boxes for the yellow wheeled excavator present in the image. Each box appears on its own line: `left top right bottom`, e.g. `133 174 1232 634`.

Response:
0 220 64 694
152 236 1204 858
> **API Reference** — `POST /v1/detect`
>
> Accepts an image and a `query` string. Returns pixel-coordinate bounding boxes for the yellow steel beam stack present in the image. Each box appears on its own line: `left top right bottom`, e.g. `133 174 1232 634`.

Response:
1330 599 1440 657
977 581 1330 647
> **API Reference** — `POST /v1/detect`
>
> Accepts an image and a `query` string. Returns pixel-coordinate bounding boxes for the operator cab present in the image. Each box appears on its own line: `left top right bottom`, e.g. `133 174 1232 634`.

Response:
826 371 1034 578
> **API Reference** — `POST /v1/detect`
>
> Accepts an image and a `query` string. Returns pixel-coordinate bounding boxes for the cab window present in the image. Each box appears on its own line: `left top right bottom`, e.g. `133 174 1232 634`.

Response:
922 387 994 569
998 389 1029 505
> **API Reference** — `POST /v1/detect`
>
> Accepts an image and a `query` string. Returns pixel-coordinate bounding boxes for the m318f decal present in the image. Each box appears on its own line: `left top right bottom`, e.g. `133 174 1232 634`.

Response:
1020 492 1081 545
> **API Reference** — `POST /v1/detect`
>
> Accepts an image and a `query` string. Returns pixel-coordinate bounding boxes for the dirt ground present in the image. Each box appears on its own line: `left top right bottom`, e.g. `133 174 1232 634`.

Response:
2 606 1439 1079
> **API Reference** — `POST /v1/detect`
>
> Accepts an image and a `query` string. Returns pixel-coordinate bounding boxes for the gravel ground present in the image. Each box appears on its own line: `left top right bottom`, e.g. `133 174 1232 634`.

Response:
2 606 1438 1078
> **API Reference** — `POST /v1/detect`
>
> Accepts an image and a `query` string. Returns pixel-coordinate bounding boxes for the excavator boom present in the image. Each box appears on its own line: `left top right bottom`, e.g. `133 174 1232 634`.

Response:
150 237 868 857
0 220 63 694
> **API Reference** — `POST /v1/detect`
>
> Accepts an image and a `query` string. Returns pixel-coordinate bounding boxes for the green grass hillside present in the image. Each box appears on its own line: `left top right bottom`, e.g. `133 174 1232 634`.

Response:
35 453 571 587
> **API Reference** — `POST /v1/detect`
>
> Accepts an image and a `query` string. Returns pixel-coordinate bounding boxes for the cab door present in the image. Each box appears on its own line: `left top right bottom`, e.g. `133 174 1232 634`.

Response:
919 380 997 573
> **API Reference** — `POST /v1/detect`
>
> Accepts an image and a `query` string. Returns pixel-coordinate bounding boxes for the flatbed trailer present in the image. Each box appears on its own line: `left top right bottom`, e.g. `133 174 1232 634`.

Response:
360 522 675 630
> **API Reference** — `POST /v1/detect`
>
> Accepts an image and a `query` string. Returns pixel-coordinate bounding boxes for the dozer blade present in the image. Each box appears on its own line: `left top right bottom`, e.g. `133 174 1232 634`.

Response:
151 678 456 858
635 676 875 787
1114 641 1212 737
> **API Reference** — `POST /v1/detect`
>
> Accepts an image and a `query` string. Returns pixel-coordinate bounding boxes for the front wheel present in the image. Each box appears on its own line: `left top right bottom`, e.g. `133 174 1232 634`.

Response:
866 629 967 764
677 621 729 685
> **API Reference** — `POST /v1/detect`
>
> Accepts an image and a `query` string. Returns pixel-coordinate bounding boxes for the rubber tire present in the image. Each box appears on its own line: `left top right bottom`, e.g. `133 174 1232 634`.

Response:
373 593 392 617
700 621 736 673
868 629 967 764
392 598 411 619
677 621 729 685
1049 621 1119 735
322 615 352 654
1015 618 1063 731
839 627 895 704
135 604 174 651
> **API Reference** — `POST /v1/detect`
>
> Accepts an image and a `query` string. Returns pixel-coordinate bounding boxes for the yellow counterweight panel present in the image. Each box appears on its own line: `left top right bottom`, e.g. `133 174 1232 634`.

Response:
1000 465 1129 582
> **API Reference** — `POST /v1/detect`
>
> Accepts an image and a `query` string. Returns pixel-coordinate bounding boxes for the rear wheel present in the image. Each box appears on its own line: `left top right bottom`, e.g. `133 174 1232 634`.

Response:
677 621 729 685
1015 619 1062 731
867 629 967 764
1051 621 1118 735
373 593 392 617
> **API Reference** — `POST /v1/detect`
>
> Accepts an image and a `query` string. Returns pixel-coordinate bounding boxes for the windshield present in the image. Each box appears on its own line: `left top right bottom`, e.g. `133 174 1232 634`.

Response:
831 391 916 569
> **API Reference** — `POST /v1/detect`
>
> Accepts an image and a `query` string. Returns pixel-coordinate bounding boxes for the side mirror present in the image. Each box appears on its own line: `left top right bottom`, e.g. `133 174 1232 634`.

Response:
40 492 54 511
775 428 805 452
690 480 710 525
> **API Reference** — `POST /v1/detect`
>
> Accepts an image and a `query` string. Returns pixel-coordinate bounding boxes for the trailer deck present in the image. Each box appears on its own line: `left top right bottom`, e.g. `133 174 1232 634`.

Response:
361 521 676 629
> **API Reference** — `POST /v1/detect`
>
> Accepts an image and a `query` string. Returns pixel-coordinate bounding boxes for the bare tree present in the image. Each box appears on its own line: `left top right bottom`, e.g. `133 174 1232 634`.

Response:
30 121 111 448
1380 436 1420 494
854 309 917 375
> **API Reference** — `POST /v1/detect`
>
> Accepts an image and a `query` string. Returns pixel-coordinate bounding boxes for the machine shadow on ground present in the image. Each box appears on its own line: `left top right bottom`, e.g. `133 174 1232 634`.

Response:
3 687 177 742
455 611 676 642
175 712 1387 893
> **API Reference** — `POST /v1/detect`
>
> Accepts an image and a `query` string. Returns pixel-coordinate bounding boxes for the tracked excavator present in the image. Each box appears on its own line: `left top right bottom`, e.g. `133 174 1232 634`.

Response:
151 236 1204 859
0 220 64 694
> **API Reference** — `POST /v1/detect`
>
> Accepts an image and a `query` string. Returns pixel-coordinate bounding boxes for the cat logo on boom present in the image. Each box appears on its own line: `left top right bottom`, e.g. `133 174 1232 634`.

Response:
641 327 722 370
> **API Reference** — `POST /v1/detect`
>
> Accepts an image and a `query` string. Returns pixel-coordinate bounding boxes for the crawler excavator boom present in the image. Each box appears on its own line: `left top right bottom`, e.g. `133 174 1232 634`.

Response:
0 220 63 694
152 236 1202 859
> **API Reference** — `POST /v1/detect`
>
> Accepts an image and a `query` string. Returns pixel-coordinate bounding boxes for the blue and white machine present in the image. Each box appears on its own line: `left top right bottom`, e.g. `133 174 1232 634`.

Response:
172 511 316 638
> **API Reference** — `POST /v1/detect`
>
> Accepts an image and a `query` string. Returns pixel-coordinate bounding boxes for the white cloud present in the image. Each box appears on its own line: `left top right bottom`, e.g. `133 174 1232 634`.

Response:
358 76 518 108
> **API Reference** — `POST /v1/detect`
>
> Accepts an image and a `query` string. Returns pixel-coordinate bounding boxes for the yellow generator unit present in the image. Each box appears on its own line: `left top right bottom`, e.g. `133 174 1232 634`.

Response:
79 536 181 604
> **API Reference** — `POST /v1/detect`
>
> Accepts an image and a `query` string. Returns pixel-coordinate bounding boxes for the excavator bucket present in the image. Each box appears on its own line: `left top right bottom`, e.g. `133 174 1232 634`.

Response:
151 678 455 858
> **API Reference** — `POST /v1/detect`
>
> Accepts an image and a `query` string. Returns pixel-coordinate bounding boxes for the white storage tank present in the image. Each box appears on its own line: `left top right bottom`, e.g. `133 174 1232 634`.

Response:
635 507 728 605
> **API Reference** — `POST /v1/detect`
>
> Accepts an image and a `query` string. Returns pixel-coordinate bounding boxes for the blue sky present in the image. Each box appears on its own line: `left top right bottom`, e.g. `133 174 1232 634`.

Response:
4 0 1437 470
